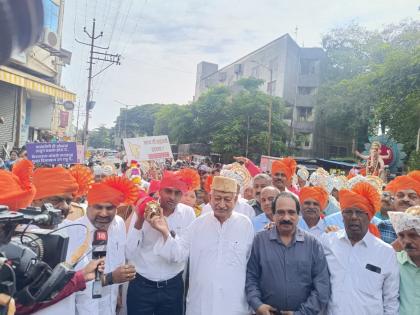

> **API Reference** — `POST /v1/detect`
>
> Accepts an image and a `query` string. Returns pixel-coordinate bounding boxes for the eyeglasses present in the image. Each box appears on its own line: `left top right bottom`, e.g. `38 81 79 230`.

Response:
93 204 116 211
47 196 73 205
342 209 368 218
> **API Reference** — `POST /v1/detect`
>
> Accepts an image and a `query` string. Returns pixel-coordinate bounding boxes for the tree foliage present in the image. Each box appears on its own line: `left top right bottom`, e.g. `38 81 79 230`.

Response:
317 20 420 159
88 125 114 149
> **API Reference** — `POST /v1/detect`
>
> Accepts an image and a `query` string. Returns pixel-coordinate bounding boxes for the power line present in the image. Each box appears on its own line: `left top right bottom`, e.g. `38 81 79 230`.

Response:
76 19 121 145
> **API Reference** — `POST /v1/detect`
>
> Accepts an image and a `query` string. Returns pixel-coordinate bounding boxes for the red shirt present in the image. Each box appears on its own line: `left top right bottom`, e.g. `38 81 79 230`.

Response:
16 271 86 315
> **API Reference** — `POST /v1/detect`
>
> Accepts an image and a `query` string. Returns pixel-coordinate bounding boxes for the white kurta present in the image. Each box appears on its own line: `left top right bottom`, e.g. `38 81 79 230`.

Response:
70 215 127 315
126 203 196 281
321 230 399 315
201 198 255 220
154 211 254 315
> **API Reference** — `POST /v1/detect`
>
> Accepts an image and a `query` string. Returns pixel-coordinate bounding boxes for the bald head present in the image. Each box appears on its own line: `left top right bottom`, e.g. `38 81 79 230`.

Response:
261 186 280 216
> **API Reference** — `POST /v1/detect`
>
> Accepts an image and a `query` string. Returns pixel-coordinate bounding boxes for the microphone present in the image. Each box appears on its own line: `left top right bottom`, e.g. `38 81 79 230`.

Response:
92 229 107 299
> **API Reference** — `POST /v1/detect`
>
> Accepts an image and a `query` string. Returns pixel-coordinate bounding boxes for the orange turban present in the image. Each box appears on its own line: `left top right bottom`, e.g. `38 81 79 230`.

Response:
299 186 329 210
339 182 381 237
271 157 297 180
0 160 36 211
385 175 420 196
33 167 79 200
69 165 94 198
87 176 139 206
160 169 200 193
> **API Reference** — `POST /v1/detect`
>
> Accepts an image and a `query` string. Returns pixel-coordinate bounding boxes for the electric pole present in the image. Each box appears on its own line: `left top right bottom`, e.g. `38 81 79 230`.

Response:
76 19 121 145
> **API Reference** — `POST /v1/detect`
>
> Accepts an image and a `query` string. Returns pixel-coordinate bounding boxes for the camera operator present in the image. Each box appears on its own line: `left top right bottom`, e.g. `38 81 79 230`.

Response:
0 161 105 315
70 176 137 315
29 166 96 315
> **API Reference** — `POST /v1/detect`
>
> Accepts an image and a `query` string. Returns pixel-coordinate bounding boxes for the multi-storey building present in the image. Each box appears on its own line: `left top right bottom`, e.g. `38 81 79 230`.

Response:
194 33 324 157
0 0 76 156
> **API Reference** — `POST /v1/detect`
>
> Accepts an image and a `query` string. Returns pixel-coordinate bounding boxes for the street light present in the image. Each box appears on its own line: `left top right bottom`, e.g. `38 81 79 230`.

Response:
250 60 273 156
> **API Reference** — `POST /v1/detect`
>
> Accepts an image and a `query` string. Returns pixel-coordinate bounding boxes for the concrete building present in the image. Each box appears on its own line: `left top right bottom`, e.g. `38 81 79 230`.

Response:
194 34 324 157
0 0 76 157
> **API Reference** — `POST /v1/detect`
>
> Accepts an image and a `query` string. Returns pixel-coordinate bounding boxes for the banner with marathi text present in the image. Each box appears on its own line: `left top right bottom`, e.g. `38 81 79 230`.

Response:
123 135 173 162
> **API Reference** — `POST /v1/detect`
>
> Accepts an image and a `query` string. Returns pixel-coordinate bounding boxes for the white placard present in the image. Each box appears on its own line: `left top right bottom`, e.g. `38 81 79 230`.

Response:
123 135 173 161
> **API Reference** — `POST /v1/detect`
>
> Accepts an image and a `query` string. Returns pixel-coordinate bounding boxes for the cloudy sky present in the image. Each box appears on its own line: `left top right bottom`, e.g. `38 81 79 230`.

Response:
61 0 419 129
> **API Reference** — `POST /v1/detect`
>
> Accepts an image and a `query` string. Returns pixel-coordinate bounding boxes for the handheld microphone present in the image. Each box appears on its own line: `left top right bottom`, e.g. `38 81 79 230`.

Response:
91 229 107 299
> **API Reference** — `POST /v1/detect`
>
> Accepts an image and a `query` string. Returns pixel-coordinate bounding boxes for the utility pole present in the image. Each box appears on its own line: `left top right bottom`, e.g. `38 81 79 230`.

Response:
77 19 121 145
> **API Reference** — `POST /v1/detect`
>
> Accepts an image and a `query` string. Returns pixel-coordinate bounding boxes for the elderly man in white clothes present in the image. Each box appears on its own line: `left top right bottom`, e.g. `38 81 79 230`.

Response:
321 182 399 315
149 176 255 315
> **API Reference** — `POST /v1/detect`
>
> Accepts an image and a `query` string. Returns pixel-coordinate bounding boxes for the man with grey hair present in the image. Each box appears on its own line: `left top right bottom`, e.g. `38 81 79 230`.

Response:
249 173 272 216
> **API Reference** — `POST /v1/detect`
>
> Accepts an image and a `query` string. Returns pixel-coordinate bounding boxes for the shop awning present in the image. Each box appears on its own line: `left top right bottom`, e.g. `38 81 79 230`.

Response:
0 66 76 102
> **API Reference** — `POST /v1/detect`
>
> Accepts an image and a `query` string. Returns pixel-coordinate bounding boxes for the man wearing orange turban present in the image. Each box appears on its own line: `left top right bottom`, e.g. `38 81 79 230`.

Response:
374 173 420 244
298 186 328 237
32 166 93 221
126 170 196 315
0 159 35 210
322 182 400 315
71 176 137 315
271 157 299 195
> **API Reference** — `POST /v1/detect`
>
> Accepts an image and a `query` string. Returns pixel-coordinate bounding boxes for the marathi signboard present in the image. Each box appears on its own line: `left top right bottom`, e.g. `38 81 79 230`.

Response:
27 142 77 164
123 135 173 162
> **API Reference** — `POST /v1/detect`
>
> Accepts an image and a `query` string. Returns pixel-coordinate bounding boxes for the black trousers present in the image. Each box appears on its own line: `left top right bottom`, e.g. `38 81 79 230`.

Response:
127 272 184 315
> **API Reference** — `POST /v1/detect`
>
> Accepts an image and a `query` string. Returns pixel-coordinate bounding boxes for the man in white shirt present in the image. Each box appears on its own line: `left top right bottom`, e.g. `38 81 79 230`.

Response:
322 182 399 315
252 186 280 232
297 186 329 238
126 170 196 315
71 176 137 315
149 176 255 315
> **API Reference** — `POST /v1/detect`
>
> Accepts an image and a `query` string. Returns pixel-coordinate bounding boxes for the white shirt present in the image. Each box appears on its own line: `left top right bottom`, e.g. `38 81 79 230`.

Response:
321 230 399 315
126 203 196 281
297 216 326 238
201 198 256 220
70 215 127 315
154 211 254 315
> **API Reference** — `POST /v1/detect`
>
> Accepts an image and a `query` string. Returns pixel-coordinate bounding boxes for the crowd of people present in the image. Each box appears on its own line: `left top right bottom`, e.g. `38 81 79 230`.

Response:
0 151 419 315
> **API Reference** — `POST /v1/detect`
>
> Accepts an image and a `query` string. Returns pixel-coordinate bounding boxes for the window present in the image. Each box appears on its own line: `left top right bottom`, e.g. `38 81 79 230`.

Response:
298 86 317 95
43 0 60 33
219 72 227 82
297 107 313 122
251 66 259 78
295 132 312 148
300 59 317 75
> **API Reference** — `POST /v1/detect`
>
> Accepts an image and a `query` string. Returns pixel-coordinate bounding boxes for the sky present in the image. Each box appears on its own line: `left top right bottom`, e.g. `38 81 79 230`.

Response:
61 0 419 130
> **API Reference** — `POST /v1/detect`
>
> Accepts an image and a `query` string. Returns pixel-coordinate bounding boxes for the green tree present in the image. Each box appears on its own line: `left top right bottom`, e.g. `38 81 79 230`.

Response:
317 20 420 158
88 125 114 149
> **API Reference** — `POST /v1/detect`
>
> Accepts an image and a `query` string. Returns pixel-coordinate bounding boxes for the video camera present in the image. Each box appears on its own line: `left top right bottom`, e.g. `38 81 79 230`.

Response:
0 204 74 314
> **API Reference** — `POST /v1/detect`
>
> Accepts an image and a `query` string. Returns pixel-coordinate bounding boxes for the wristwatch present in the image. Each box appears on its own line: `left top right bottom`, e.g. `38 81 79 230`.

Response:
170 230 176 238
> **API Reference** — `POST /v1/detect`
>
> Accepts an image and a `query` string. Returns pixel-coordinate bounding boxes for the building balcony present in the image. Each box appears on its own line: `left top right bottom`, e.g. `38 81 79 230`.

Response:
296 94 316 107
293 120 315 132
298 74 320 87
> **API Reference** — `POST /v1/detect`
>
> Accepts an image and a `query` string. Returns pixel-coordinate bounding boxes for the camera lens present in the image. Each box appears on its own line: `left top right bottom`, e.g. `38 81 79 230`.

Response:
0 0 44 65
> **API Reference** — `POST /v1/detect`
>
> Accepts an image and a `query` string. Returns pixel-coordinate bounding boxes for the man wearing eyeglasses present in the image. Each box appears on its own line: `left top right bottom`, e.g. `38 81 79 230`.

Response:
321 182 399 315
126 170 196 315
246 192 330 315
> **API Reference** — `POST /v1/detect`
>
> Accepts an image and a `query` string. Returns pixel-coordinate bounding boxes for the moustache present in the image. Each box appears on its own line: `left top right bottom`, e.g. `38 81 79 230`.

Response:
279 220 293 225
405 244 416 251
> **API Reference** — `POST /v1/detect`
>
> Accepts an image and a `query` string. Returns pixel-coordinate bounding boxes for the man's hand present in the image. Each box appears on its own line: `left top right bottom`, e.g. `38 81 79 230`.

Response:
148 214 170 239
256 304 278 315
112 264 136 284
82 258 105 281
325 225 340 233
233 156 249 165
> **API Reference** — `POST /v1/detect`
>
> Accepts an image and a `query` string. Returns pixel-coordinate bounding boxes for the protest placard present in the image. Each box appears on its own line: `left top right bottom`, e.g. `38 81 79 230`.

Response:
123 135 173 162
26 142 77 164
